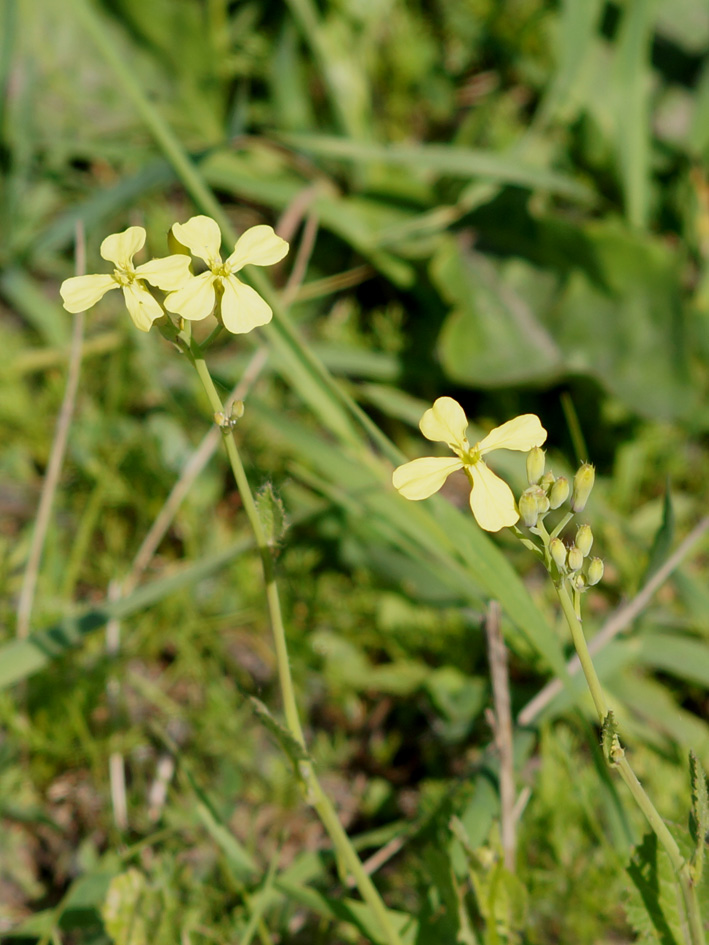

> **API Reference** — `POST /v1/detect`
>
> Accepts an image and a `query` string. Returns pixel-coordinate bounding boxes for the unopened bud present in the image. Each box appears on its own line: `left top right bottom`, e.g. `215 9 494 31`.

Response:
540 471 555 491
572 572 587 591
549 476 570 509
518 490 539 527
550 538 567 570
568 546 584 572
536 492 550 516
571 464 595 513
526 446 546 485
575 524 593 557
587 557 604 586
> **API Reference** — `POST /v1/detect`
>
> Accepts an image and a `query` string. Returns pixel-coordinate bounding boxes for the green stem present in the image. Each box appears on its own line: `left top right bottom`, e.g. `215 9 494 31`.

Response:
191 353 404 945
555 580 705 945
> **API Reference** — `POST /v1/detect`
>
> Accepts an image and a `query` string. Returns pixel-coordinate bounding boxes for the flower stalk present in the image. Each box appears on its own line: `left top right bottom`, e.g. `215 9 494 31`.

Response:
190 348 404 945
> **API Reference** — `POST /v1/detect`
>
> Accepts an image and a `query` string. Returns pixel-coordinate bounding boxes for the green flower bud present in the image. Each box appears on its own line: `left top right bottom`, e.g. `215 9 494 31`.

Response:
526 446 546 485
587 557 604 586
568 546 584 572
531 485 550 517
518 489 539 527
572 572 587 591
550 538 567 570
540 471 555 491
575 524 593 557
571 463 595 513
549 476 570 509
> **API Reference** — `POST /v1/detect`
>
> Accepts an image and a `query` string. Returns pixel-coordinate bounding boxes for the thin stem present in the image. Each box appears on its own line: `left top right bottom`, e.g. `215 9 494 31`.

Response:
555 579 706 945
190 354 404 945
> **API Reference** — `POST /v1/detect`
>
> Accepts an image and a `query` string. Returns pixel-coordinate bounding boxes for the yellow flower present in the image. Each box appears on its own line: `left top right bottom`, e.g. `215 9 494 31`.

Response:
59 226 191 332
392 396 547 531
163 216 289 333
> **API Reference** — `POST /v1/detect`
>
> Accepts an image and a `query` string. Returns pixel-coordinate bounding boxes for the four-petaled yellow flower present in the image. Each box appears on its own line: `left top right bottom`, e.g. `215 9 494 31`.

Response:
392 397 547 531
59 226 191 332
164 215 289 333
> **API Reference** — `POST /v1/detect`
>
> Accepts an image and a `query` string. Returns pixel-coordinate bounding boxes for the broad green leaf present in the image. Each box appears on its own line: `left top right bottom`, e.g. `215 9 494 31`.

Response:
101 869 153 945
436 219 697 422
625 832 682 945
433 238 563 387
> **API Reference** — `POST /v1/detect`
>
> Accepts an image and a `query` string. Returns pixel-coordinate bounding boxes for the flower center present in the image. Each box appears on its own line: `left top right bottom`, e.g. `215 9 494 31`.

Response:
113 267 135 287
459 444 482 467
212 262 231 278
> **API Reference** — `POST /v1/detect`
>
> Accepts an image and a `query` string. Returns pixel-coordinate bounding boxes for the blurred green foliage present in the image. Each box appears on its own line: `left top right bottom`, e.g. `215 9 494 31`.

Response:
3 0 709 941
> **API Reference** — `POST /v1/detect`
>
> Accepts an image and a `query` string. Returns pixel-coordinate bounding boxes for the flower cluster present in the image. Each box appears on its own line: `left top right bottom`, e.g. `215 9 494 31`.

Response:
392 396 548 532
521 453 603 590
60 216 289 335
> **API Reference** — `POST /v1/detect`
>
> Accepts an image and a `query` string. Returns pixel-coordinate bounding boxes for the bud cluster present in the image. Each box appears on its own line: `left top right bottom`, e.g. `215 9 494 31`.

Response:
519 450 603 589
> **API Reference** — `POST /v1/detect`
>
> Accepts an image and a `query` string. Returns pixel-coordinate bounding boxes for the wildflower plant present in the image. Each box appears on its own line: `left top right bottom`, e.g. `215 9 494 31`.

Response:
58 219 707 945
394 398 708 945
59 215 406 945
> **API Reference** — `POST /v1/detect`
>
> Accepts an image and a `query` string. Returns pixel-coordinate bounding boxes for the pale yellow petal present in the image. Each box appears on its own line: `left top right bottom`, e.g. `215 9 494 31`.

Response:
164 271 216 321
100 227 146 267
220 275 272 333
60 274 117 313
171 216 222 267
419 396 469 450
469 461 519 531
122 283 164 332
226 225 289 272
392 456 463 500
135 254 192 290
477 414 547 456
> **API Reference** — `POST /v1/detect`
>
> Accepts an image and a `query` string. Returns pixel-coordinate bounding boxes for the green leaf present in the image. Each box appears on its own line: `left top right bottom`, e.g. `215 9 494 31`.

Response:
625 832 683 944
643 482 675 583
0 537 253 691
255 482 288 548
689 751 709 885
276 132 597 203
433 238 563 387
248 695 312 767
612 0 654 229
101 869 154 945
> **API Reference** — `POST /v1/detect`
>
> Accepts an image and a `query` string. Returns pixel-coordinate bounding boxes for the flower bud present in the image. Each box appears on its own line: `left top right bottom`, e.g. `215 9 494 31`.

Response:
536 492 550 516
572 572 586 591
568 546 584 572
526 446 546 485
587 557 604 586
549 476 570 509
571 464 595 513
575 524 593 557
550 538 567 570
518 489 539 528
540 471 555 491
